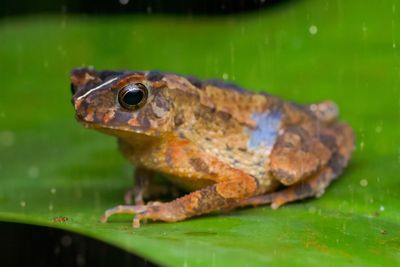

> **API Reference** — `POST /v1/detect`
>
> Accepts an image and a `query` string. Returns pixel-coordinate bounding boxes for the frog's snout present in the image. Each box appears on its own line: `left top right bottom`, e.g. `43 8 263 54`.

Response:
73 98 86 122
73 98 82 111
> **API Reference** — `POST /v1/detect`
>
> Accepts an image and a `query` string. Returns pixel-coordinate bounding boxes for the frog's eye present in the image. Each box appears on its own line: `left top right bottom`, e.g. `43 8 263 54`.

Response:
118 83 148 111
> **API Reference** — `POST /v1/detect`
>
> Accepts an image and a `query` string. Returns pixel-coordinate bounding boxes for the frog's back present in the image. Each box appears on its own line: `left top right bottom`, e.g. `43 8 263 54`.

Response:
160 73 353 191
158 74 286 191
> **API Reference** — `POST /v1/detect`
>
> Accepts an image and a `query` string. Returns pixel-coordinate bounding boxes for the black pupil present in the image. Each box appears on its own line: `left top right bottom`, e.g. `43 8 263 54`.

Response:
123 88 144 106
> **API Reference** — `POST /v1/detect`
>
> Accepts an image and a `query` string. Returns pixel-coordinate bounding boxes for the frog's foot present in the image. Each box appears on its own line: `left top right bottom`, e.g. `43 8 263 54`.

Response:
124 168 181 205
100 204 147 224
124 168 153 205
124 187 145 205
100 201 183 228
100 202 166 228
124 184 181 205
124 189 134 205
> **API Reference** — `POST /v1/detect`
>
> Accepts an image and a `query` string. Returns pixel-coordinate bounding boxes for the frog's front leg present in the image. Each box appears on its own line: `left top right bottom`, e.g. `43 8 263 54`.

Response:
124 167 181 205
124 167 152 205
102 172 258 228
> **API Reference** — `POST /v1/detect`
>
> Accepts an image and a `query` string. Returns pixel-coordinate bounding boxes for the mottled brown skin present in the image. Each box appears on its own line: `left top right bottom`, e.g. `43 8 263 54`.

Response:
70 68 354 227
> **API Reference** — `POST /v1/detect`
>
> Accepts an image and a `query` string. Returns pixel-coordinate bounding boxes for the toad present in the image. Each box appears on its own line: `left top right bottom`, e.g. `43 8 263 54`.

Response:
70 68 354 227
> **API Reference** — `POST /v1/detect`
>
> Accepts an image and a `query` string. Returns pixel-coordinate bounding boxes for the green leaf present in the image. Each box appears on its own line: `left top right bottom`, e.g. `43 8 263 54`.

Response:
1 1 399 266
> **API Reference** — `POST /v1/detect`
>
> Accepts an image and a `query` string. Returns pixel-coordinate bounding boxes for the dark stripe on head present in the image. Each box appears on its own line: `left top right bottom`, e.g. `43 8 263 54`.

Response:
98 70 127 81
186 76 203 88
147 71 165 82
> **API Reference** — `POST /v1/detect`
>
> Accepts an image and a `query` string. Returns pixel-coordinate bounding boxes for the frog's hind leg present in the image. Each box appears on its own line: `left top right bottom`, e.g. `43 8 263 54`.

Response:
104 138 262 227
102 170 258 228
237 122 354 209
239 163 337 209
269 125 332 186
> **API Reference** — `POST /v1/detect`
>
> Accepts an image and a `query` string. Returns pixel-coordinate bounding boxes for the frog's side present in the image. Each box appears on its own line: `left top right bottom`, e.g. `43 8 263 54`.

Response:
70 68 354 227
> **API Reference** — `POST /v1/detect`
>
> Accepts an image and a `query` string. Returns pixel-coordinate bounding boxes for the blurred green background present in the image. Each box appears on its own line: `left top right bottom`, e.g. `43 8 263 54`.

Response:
0 0 399 266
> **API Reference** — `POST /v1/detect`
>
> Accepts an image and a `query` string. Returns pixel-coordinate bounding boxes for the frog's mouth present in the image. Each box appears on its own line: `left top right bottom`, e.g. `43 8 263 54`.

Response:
76 114 156 140
78 119 160 149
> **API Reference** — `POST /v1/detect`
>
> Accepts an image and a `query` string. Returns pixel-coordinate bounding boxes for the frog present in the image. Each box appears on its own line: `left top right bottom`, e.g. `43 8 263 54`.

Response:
70 67 354 228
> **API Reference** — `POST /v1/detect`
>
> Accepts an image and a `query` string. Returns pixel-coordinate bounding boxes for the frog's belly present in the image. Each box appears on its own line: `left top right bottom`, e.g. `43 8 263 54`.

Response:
165 174 215 191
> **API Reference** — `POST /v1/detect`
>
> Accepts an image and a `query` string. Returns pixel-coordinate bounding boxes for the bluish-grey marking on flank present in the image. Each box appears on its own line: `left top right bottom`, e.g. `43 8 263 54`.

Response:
247 110 282 150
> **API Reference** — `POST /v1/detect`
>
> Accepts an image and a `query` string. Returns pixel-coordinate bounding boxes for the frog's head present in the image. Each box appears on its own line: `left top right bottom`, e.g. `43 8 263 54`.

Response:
70 68 176 140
